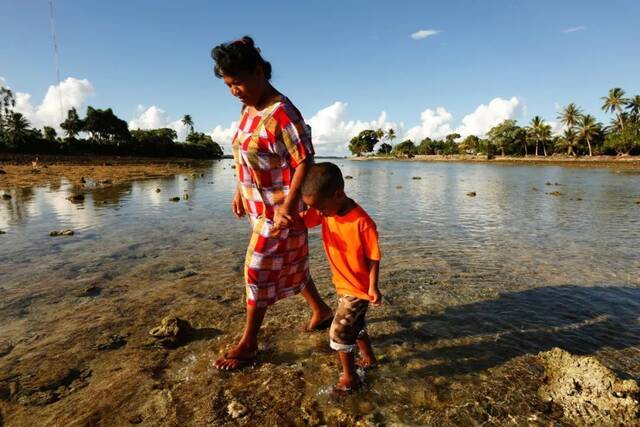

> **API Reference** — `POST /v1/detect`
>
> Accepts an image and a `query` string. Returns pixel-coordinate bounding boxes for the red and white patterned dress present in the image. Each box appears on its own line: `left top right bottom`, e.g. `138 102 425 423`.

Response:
232 95 314 307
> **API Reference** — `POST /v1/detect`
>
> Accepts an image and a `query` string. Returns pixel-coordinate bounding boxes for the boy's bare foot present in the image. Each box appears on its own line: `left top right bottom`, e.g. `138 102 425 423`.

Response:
333 373 361 393
301 308 333 333
356 356 378 370
213 344 258 371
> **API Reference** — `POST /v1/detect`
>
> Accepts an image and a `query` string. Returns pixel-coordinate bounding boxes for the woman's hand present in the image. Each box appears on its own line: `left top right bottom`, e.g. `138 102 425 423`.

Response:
232 190 245 218
274 204 294 230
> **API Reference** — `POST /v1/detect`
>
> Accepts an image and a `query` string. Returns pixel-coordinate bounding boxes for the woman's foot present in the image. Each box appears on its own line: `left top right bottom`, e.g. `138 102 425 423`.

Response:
213 344 258 371
301 308 333 333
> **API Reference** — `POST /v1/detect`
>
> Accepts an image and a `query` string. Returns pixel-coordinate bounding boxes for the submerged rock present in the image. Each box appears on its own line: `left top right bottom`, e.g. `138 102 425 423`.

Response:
345 175 353 179
96 334 127 351
227 400 248 419
149 317 193 348
412 176 422 180
169 197 180 202
67 194 85 203
49 229 74 237
538 347 639 426
155 188 161 193
0 230 5 235
466 191 477 197
549 191 562 196
2 194 11 200
532 187 540 192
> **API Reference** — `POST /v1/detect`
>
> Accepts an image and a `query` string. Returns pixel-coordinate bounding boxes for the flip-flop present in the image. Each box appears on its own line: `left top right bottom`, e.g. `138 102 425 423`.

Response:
301 315 333 333
214 351 258 371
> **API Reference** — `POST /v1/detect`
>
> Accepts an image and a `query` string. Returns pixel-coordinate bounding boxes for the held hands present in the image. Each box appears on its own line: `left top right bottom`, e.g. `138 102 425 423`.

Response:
273 204 295 230
231 191 245 218
368 286 383 306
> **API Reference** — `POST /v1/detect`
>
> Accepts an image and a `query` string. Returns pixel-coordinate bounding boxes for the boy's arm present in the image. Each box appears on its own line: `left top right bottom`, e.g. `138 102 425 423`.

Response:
367 259 381 306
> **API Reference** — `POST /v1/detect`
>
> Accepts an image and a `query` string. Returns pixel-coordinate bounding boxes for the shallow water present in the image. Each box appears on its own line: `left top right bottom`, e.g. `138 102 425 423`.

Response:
1 160 639 425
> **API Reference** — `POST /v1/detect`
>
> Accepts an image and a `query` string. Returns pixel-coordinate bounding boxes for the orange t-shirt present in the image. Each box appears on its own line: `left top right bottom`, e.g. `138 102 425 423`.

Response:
302 204 381 300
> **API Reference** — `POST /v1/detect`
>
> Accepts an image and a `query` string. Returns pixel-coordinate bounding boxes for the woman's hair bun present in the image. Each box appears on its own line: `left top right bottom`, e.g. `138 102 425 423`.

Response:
211 35 271 80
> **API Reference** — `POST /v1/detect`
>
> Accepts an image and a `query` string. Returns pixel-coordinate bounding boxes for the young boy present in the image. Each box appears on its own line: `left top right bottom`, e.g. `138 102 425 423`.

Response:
298 162 382 392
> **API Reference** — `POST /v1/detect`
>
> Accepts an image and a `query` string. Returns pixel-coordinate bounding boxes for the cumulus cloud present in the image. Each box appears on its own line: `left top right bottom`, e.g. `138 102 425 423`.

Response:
0 76 6 87
411 30 440 40
455 97 524 137
12 77 94 131
405 107 454 142
128 105 189 140
307 102 399 156
562 26 586 33
209 122 238 150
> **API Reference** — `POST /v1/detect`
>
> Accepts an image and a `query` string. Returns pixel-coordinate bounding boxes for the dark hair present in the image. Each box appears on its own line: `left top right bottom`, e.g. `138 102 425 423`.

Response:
302 162 344 198
211 36 272 80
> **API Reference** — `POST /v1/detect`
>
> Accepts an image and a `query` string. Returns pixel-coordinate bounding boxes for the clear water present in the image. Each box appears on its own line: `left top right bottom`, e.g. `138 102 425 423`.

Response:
1 159 639 425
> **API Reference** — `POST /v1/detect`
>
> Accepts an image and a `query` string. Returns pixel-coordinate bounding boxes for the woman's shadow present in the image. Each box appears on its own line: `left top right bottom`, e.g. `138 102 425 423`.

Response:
372 284 640 377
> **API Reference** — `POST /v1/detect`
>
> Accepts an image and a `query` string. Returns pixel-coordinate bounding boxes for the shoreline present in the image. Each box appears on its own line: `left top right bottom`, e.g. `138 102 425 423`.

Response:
352 154 640 167
0 154 216 190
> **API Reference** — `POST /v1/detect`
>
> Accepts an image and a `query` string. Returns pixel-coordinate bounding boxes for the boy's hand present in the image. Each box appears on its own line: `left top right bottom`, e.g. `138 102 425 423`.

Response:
368 287 382 306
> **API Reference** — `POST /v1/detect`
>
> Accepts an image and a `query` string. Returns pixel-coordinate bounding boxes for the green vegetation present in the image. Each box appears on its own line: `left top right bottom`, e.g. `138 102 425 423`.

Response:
0 86 223 159
348 88 640 158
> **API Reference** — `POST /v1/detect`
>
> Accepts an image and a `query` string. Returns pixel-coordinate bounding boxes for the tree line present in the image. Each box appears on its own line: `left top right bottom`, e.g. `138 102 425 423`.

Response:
0 86 223 159
349 88 640 158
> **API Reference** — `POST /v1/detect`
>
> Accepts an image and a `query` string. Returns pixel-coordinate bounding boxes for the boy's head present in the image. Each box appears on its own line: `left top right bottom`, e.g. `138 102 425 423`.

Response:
302 162 346 216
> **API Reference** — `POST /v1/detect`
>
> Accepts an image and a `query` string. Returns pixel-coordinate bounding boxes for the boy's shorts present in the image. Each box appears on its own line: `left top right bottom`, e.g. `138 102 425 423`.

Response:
329 295 369 352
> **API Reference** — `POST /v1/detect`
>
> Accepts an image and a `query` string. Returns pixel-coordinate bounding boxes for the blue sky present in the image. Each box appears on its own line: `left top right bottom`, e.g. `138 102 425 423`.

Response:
2 0 639 155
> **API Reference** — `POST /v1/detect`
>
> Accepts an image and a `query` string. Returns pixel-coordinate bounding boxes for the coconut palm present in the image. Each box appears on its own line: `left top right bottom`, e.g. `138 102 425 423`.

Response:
625 95 640 119
601 88 629 131
557 103 582 131
5 112 30 147
577 114 600 157
386 128 396 144
558 128 579 156
539 122 552 156
528 116 546 156
182 114 194 136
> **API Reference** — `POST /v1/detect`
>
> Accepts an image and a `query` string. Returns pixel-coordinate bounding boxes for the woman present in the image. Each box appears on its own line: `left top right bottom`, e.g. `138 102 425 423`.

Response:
212 36 332 370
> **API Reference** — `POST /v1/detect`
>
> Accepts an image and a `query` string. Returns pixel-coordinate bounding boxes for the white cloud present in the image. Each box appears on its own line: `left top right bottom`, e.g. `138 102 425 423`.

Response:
562 26 586 33
405 107 454 141
12 77 94 131
411 30 440 40
209 121 238 150
128 105 189 140
455 97 524 137
0 76 6 87
307 102 399 156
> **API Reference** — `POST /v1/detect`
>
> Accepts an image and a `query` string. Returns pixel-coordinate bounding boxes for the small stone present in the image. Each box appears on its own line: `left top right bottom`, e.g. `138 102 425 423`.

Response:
67 194 85 202
227 400 247 419
0 230 5 235
50 229 74 237
96 334 127 351
182 194 189 200
532 187 539 192
466 191 477 197
412 176 422 180
636 199 640 205
80 177 86 183
78 285 101 297
2 194 11 200
345 175 353 179
169 197 180 202
155 188 161 193
554 182 561 186
545 181 552 186
231 165 236 169
549 191 562 196
396 185 402 189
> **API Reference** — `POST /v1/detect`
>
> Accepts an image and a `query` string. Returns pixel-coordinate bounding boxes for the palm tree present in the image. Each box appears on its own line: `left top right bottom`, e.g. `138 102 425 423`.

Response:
558 128 579 156
6 112 30 147
539 122 552 156
625 95 640 119
182 114 194 136
577 114 600 157
386 128 396 144
601 88 629 131
557 103 582 131
528 116 545 156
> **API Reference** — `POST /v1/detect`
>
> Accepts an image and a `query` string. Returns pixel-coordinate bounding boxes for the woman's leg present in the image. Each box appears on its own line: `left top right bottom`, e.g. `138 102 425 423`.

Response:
214 304 267 369
300 276 333 331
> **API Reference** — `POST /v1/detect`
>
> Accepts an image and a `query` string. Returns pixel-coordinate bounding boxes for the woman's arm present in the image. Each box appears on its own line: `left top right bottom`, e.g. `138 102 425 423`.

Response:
274 157 313 228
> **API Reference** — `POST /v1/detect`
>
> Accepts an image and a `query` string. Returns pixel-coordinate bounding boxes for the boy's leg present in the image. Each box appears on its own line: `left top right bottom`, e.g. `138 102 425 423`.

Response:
300 276 333 331
356 331 377 368
214 304 266 370
336 351 359 390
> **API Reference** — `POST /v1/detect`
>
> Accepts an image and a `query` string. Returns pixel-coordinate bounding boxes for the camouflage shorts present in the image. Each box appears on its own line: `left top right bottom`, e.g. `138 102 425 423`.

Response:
329 295 369 352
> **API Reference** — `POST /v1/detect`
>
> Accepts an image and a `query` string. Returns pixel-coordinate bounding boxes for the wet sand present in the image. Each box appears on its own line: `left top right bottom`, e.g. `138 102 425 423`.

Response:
0 154 210 189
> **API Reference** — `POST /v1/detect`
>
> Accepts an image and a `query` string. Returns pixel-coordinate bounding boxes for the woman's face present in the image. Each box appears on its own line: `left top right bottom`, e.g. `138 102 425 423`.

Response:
223 68 265 107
